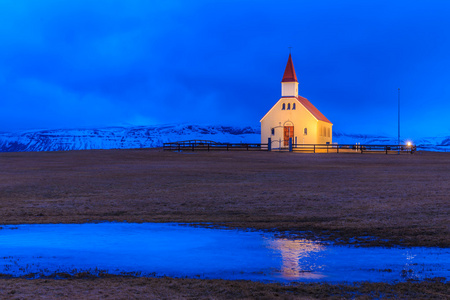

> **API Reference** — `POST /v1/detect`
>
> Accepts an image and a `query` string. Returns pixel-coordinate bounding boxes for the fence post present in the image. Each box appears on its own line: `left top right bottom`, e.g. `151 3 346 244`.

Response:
247 144 249 151
208 144 210 152
227 144 229 151
314 144 316 153
337 145 339 154
327 144 329 153
289 138 292 152
385 146 388 154
268 138 271 151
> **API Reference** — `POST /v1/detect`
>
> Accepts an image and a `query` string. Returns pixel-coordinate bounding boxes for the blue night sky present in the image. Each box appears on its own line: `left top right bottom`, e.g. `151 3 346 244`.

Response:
1 0 449 138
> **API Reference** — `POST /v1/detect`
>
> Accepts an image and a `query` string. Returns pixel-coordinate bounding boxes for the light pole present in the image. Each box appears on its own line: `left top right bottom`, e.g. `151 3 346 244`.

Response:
398 88 400 154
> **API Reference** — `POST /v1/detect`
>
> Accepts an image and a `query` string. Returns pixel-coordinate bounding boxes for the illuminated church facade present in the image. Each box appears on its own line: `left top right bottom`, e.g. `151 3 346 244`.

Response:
260 54 332 148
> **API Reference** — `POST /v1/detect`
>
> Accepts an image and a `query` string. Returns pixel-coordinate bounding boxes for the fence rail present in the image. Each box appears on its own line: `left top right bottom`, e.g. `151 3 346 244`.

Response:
163 140 416 154
291 143 416 154
163 140 269 151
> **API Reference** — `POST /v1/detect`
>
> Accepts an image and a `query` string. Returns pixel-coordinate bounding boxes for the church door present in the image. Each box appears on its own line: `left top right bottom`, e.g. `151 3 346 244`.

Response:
284 126 294 146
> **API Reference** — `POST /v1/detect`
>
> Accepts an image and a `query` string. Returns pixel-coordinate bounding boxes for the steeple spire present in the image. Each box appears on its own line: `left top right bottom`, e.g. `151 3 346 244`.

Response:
281 53 298 83
281 54 299 97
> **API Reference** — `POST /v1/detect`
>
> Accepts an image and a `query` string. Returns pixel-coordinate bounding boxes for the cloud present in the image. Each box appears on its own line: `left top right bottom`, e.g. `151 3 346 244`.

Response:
0 0 449 137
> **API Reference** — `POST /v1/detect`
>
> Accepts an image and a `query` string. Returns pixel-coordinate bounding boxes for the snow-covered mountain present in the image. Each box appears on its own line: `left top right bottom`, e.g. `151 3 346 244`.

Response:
0 125 448 152
333 131 450 152
0 124 260 152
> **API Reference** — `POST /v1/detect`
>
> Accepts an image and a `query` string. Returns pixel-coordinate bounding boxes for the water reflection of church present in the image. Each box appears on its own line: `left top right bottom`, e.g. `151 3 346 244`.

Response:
268 238 325 280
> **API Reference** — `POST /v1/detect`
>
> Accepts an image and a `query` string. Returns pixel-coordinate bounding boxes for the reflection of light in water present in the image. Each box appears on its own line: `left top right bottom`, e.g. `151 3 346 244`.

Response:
402 251 419 280
268 238 325 280
405 251 416 261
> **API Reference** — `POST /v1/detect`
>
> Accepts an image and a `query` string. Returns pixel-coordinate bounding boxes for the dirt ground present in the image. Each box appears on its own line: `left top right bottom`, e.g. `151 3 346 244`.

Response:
0 149 449 298
0 276 448 299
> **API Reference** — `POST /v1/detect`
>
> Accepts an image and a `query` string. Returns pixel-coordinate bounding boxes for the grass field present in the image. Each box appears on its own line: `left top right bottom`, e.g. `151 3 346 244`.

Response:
0 149 449 298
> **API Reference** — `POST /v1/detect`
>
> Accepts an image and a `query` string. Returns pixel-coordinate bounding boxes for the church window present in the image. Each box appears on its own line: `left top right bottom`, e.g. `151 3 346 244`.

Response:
292 103 296 110
282 103 285 110
271 128 275 135
287 103 290 110
327 128 330 137
304 128 307 135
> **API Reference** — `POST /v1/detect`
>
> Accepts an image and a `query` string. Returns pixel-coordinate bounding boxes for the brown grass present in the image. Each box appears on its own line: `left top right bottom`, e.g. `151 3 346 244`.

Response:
0 149 449 298
1 149 448 247
0 276 448 299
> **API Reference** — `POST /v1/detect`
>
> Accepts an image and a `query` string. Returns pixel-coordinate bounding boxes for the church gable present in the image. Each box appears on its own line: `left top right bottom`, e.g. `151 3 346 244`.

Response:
260 98 304 122
260 96 330 124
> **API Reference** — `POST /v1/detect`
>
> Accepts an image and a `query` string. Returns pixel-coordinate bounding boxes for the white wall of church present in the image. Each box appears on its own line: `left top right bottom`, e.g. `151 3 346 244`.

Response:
281 82 299 97
261 97 319 148
316 121 333 144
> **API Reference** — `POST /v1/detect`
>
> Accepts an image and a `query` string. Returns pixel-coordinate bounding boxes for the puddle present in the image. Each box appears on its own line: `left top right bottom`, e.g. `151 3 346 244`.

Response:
0 223 448 283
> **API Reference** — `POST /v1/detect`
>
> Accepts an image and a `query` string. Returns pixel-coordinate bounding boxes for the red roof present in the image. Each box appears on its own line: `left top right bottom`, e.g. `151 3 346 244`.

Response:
296 95 332 124
281 54 298 82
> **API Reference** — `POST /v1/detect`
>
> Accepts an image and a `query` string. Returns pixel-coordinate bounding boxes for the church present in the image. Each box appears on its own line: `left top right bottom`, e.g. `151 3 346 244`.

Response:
260 54 332 149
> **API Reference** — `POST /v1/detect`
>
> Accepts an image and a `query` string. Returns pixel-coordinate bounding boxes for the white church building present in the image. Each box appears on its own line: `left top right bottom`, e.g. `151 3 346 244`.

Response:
260 54 332 149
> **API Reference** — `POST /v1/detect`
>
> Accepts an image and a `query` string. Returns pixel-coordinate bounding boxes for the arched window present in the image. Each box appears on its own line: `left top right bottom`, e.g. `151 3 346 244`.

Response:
271 128 275 135
287 103 290 110
327 128 330 137
282 103 285 110
304 128 307 135
292 103 296 110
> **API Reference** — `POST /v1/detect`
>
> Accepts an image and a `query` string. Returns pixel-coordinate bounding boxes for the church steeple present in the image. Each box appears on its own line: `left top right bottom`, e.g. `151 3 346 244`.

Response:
282 53 298 83
281 54 299 97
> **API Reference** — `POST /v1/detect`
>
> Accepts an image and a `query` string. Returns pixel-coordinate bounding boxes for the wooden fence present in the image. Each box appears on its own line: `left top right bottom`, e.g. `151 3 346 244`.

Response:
163 139 416 154
163 140 269 151
291 143 416 154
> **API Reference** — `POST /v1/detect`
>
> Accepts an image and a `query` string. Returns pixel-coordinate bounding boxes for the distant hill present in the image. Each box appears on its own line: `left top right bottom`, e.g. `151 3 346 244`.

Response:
333 131 450 152
0 125 448 152
0 124 260 152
